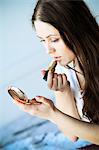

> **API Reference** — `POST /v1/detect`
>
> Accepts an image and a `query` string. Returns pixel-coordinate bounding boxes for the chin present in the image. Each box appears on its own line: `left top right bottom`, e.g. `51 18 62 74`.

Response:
58 61 67 66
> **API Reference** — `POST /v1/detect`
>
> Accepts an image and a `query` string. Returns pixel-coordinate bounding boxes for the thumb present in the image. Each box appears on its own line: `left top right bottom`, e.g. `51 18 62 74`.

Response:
35 96 50 105
41 69 46 76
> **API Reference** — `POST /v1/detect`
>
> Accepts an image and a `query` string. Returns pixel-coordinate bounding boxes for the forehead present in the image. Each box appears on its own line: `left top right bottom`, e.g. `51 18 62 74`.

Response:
34 20 60 37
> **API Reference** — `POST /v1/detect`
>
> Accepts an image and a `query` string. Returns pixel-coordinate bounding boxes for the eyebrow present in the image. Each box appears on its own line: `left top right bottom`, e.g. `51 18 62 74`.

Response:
37 34 59 39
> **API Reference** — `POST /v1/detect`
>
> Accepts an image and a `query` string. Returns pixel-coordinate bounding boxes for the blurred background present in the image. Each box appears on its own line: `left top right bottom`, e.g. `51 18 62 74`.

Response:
0 0 99 149
0 0 54 129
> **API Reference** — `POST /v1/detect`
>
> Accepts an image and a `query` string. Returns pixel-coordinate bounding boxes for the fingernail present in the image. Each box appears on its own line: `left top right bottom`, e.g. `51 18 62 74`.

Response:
41 69 45 71
49 70 52 74
35 96 41 99
41 70 46 75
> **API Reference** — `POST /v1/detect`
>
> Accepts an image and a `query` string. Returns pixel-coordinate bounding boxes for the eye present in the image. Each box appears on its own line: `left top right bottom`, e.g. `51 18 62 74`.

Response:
51 39 59 42
40 39 45 43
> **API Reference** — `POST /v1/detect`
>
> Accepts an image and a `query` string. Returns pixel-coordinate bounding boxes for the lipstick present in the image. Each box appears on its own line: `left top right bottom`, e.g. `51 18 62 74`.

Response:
43 61 57 81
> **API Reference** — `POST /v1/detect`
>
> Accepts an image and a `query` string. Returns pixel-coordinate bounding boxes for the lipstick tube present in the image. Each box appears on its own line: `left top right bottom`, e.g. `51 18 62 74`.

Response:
43 61 57 81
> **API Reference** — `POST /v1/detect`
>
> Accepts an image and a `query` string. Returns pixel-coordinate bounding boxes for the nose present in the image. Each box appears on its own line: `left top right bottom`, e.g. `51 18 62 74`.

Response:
45 42 55 54
46 47 55 54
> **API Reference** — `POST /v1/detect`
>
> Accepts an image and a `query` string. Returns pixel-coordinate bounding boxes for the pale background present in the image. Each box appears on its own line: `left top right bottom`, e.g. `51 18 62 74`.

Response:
0 0 99 128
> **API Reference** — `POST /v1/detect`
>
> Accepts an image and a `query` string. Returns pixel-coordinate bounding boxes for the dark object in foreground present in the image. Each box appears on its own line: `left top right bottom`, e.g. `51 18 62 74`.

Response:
78 144 99 150
43 61 57 81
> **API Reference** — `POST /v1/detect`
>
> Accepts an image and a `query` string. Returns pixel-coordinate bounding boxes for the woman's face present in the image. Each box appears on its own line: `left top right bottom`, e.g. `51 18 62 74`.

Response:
34 20 76 66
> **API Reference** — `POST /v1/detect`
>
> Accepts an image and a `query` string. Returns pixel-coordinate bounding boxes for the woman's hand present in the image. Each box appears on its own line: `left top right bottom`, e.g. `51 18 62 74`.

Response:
41 70 70 93
13 96 56 121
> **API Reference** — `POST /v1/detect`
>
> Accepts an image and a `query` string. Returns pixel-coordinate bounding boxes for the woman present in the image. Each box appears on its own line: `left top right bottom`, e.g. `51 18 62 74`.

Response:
14 0 99 148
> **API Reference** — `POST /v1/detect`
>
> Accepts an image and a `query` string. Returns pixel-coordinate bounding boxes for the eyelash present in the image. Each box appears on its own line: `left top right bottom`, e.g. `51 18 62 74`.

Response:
52 39 59 42
40 39 45 42
40 39 59 43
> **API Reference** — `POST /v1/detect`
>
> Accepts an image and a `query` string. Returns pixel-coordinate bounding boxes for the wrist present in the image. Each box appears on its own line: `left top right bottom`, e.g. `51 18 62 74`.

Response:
54 87 72 95
50 107 60 124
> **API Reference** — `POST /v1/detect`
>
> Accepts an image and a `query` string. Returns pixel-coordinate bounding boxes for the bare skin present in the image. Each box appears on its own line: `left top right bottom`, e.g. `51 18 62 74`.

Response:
35 20 82 140
13 96 99 145
13 21 99 144
41 70 80 141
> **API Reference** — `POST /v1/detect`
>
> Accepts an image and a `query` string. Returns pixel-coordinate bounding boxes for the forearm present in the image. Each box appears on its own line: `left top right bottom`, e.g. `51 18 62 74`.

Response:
51 108 99 145
54 90 80 119
54 90 81 141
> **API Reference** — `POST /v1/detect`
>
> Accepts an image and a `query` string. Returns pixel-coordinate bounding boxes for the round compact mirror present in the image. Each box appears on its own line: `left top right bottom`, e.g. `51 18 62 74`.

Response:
8 86 31 104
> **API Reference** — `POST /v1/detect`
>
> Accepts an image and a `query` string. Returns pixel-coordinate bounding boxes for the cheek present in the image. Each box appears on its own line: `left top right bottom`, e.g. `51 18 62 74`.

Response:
62 43 75 57
65 52 76 63
60 46 75 61
56 40 69 53
54 43 66 54
55 40 75 59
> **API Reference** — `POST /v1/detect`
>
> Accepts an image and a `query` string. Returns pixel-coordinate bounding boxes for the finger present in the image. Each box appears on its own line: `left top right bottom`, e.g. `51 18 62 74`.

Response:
53 73 57 78
62 74 67 86
26 98 40 105
47 71 53 89
52 77 58 91
13 98 26 109
41 69 46 76
57 74 63 89
13 98 36 113
35 96 51 106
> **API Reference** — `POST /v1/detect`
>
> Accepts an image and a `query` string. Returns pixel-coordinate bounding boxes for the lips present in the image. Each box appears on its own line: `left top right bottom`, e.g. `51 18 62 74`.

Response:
53 56 62 61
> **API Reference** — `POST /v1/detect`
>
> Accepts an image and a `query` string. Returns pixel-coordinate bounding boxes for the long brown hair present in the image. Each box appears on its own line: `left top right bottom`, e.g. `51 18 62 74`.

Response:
32 0 99 124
